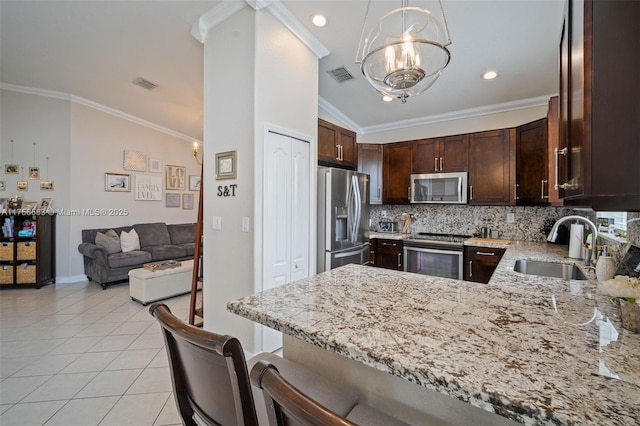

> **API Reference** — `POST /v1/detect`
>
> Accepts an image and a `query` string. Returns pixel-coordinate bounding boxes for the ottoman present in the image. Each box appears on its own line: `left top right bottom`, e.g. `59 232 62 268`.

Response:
129 259 194 305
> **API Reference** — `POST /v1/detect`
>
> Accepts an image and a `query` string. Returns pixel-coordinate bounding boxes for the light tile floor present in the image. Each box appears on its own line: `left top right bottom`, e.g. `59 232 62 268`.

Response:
0 280 190 426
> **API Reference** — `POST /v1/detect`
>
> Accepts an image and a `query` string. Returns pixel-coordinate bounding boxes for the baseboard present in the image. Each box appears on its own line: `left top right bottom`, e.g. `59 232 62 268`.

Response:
55 274 89 284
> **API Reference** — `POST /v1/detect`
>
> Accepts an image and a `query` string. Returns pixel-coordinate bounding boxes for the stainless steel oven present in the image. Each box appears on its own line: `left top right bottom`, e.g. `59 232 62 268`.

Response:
403 233 469 280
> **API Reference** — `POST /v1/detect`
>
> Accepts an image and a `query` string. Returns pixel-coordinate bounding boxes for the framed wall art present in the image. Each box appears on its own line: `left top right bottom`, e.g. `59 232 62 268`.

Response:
189 175 201 191
17 181 28 191
40 181 54 191
215 150 236 180
165 192 181 208
182 193 194 210
28 167 40 180
21 201 38 213
0 181 5 191
135 174 162 200
123 150 148 172
149 158 162 173
4 164 19 174
165 165 186 190
105 173 131 192
40 198 53 213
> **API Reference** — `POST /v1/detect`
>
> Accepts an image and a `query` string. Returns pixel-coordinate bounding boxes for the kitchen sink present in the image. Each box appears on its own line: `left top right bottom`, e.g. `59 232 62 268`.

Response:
513 260 587 280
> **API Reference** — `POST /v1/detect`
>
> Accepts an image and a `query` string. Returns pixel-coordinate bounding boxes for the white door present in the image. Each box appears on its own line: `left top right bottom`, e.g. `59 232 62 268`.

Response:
263 130 310 352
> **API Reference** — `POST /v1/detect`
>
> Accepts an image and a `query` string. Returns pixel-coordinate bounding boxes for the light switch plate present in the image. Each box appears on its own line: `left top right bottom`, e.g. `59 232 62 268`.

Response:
242 217 249 232
212 216 222 230
507 213 515 224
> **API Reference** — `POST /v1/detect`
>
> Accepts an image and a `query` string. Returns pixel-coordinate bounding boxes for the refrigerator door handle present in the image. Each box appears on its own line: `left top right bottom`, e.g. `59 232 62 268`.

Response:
349 175 361 243
346 176 354 243
353 176 362 242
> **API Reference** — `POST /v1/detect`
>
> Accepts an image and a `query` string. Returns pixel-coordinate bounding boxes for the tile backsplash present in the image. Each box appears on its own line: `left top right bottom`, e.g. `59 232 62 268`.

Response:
371 205 576 242
370 205 639 269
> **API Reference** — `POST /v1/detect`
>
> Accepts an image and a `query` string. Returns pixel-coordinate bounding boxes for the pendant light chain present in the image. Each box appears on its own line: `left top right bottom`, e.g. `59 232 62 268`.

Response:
10 139 14 163
438 0 452 46
354 0 372 64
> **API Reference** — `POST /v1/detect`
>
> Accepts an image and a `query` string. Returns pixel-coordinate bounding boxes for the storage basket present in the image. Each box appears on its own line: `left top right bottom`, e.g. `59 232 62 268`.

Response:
16 263 35 284
0 242 13 261
0 265 14 284
17 241 36 261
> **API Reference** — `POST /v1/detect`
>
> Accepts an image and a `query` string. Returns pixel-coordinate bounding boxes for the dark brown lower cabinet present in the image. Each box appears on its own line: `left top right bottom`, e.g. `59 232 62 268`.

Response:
463 246 506 284
370 239 403 271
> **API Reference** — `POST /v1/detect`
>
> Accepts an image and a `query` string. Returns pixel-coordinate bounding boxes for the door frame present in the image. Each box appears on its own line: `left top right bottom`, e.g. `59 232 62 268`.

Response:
255 123 316 352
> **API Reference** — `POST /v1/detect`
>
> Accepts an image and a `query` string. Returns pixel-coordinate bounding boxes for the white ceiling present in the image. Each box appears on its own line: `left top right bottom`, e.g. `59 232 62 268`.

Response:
0 0 565 142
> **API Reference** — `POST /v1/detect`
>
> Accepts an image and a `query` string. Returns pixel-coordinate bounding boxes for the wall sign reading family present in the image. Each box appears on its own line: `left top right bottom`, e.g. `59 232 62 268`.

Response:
135 174 162 200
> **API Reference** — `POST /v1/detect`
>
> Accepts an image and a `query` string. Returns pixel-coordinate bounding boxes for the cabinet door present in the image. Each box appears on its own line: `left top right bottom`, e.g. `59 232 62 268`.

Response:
369 239 377 266
547 96 563 206
515 118 548 205
566 0 586 199
383 142 412 204
338 128 357 169
463 246 505 284
468 129 513 205
440 134 469 172
318 119 339 164
559 0 640 210
358 144 383 204
412 138 439 174
375 239 403 271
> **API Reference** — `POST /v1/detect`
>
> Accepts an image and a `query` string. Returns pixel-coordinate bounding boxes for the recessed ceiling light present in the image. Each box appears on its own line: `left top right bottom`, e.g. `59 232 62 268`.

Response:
482 71 498 80
382 95 393 102
312 14 327 27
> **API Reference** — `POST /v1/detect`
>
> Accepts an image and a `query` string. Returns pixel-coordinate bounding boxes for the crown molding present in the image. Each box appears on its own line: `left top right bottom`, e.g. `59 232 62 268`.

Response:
191 0 246 43
318 97 362 134
1 83 198 143
257 0 329 59
192 0 329 59
359 94 556 135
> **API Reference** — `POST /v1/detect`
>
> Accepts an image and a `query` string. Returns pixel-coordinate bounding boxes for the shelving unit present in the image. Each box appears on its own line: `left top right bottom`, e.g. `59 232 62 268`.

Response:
0 213 56 289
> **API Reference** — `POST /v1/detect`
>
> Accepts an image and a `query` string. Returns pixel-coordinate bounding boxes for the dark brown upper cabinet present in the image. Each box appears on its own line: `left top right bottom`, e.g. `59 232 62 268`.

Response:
468 129 514 205
515 118 549 205
383 142 412 204
412 135 469 174
558 0 640 211
357 144 383 205
318 119 357 170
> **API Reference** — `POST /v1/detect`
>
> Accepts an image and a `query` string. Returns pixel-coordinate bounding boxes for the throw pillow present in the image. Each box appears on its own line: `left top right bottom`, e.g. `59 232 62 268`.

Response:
95 229 121 254
120 229 141 253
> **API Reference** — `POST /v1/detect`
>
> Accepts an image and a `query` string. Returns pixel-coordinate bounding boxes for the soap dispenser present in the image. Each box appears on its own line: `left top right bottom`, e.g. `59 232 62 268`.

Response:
595 246 616 282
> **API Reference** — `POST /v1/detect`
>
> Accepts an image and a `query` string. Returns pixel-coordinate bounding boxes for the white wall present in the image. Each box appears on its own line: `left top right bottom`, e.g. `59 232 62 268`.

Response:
1 89 199 281
202 6 257 347
202 6 318 353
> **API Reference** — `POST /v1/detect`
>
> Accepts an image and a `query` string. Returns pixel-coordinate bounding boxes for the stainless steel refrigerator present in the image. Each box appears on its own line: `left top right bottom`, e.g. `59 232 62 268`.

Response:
317 167 370 273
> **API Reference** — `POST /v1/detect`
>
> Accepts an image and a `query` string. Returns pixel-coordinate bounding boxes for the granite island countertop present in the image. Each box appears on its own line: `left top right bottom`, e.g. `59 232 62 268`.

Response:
228 241 640 425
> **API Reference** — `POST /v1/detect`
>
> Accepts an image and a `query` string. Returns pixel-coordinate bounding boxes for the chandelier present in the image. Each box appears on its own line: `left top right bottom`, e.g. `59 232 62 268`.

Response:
356 0 452 103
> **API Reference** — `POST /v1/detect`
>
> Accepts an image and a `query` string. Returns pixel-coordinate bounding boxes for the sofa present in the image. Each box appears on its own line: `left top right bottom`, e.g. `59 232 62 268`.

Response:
78 222 196 289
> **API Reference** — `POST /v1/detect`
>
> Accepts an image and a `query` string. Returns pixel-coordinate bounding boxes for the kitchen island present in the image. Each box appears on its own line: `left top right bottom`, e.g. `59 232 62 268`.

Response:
228 241 640 425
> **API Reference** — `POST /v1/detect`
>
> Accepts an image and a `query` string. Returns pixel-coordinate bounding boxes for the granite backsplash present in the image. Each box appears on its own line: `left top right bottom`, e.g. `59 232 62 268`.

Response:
370 205 572 242
370 205 638 244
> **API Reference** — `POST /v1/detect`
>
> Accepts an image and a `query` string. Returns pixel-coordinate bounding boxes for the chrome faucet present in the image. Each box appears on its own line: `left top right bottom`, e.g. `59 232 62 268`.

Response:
547 215 598 266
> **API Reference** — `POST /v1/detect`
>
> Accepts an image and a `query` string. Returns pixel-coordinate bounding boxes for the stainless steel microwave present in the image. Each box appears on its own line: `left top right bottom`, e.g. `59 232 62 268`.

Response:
410 172 468 204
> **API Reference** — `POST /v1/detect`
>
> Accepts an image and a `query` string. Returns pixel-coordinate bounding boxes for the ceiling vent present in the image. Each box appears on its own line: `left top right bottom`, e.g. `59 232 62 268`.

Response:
133 77 158 90
327 66 355 83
